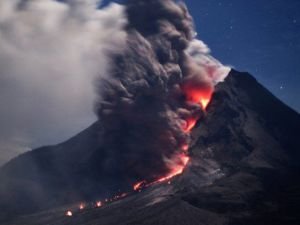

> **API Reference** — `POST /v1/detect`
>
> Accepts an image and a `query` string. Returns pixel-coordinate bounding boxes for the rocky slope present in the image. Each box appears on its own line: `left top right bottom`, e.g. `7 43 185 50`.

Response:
1 70 300 225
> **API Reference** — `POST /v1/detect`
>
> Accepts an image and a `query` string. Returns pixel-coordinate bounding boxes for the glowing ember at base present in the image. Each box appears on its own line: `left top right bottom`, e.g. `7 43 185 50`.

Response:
79 203 85 210
96 201 102 208
131 85 213 193
64 192 130 217
133 181 146 191
133 154 190 191
65 210 73 217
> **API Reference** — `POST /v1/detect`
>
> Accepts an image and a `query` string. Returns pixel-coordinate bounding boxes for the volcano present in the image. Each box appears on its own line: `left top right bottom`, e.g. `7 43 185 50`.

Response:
0 69 299 225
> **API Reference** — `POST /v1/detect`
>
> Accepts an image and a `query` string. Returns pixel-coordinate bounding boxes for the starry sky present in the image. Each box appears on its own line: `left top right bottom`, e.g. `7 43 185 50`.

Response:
103 0 300 112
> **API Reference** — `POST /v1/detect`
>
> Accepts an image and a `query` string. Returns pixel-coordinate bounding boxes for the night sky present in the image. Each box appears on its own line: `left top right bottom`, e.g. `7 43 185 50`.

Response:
103 0 300 112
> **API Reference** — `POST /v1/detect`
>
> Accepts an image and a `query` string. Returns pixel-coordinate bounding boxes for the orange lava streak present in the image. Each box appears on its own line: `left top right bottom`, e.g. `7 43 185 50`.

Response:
188 90 212 109
133 154 190 191
156 155 190 183
132 86 213 192
133 181 146 191
183 118 197 133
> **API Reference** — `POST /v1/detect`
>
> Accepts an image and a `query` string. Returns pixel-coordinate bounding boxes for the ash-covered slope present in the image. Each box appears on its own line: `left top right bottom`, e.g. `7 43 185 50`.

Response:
180 69 300 225
2 70 300 225
0 122 103 218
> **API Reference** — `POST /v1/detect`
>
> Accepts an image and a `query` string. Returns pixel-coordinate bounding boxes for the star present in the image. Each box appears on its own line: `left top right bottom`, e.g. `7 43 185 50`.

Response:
280 85 285 90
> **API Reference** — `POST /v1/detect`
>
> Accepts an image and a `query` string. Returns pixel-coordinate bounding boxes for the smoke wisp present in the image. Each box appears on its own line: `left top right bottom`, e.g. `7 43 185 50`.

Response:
0 0 127 165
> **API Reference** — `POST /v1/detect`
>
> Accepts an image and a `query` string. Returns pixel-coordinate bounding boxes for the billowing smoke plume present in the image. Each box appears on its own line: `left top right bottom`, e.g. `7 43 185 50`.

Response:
0 0 126 165
0 0 230 216
96 0 230 185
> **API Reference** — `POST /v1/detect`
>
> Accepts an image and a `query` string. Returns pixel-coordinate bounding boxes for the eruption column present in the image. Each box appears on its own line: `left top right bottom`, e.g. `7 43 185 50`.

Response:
97 0 228 193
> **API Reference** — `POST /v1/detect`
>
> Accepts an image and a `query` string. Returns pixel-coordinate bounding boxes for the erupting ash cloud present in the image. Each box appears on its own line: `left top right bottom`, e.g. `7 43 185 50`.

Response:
0 0 230 215
0 0 126 165
96 0 230 186
0 0 229 196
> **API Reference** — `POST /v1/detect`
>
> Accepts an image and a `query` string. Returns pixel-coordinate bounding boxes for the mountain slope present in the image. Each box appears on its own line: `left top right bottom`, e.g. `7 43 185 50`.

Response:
1 70 300 225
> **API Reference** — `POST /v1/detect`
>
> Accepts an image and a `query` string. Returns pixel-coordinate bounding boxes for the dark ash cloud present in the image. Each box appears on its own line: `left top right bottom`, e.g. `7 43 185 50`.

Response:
95 0 230 184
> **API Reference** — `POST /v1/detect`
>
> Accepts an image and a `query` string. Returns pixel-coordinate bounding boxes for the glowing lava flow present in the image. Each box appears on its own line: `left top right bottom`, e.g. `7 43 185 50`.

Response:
132 118 195 191
181 82 213 110
156 155 190 183
64 95 212 218
183 118 197 133
132 87 213 191
133 181 146 191
133 152 191 191
64 89 213 218
65 193 128 217
188 90 212 110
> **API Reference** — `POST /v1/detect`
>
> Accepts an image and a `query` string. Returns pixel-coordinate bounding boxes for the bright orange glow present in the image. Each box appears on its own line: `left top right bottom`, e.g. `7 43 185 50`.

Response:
96 201 102 208
188 90 212 109
65 210 73 217
182 83 213 110
183 118 197 133
200 98 210 109
79 203 85 210
130 84 214 195
62 83 214 218
133 181 146 191
132 155 190 191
